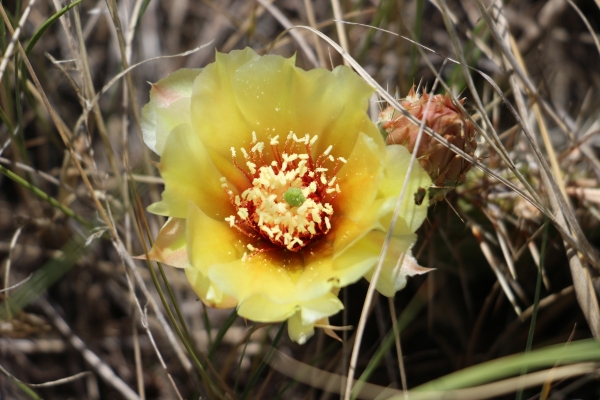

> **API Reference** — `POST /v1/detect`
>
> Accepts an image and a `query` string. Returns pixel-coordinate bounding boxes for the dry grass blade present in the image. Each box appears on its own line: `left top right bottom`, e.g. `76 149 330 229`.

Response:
0 3 117 240
116 240 193 374
472 0 599 269
26 372 92 388
489 0 600 339
565 0 600 56
73 45 210 136
121 260 184 400
256 0 318 67
269 349 403 399
330 0 350 66
471 224 522 316
37 298 141 400
0 0 37 84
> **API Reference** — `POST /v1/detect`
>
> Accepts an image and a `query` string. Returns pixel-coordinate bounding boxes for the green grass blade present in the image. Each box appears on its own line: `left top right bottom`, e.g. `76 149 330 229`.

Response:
0 163 90 226
24 0 83 56
516 218 550 400
201 302 213 348
413 339 600 392
351 287 428 399
241 322 286 400
0 237 85 320
235 323 257 393
208 309 238 362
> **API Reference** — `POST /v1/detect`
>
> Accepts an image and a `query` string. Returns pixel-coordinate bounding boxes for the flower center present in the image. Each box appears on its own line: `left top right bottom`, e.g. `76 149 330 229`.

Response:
222 132 346 258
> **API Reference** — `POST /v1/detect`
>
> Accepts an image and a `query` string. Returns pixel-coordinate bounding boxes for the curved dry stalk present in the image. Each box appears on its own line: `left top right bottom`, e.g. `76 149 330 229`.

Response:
326 18 597 274
342 65 444 400
565 0 600 56
269 349 403 399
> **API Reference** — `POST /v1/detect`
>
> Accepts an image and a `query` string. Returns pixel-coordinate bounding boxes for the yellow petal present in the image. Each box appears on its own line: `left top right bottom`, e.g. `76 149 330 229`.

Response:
190 48 259 193
378 144 432 234
236 294 296 322
148 123 234 219
332 132 384 223
190 48 383 190
287 311 314 345
208 252 299 305
299 292 344 325
287 293 344 344
186 201 245 277
295 238 373 300
146 218 189 268
141 68 202 155
184 266 237 309
359 230 430 297
293 66 383 160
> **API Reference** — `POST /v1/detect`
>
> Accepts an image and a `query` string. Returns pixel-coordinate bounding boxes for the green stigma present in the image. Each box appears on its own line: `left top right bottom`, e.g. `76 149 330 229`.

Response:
283 187 306 207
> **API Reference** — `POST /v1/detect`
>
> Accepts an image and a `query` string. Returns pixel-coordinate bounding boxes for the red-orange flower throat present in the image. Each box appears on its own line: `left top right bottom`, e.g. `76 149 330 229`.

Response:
222 132 345 257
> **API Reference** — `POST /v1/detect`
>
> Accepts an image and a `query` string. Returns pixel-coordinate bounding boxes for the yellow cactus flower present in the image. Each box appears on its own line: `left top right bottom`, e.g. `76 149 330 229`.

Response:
142 48 431 344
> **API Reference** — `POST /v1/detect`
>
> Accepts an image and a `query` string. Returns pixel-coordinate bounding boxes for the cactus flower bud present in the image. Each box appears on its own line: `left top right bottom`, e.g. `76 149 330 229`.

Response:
379 86 476 203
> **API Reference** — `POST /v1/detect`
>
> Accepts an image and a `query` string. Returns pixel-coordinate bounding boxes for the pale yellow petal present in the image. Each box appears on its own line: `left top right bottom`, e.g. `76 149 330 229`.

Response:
285 64 382 159
141 68 202 155
287 293 344 344
231 55 379 156
190 48 259 192
378 144 432 234
190 49 383 192
295 238 373 300
184 266 237 309
332 132 384 223
186 202 245 277
208 253 299 305
360 230 428 297
146 218 189 268
287 311 315 345
299 292 344 325
149 123 234 219
236 294 296 322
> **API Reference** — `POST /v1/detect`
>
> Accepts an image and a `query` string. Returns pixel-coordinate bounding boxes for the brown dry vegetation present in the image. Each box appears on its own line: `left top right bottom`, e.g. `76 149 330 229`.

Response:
0 0 600 399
